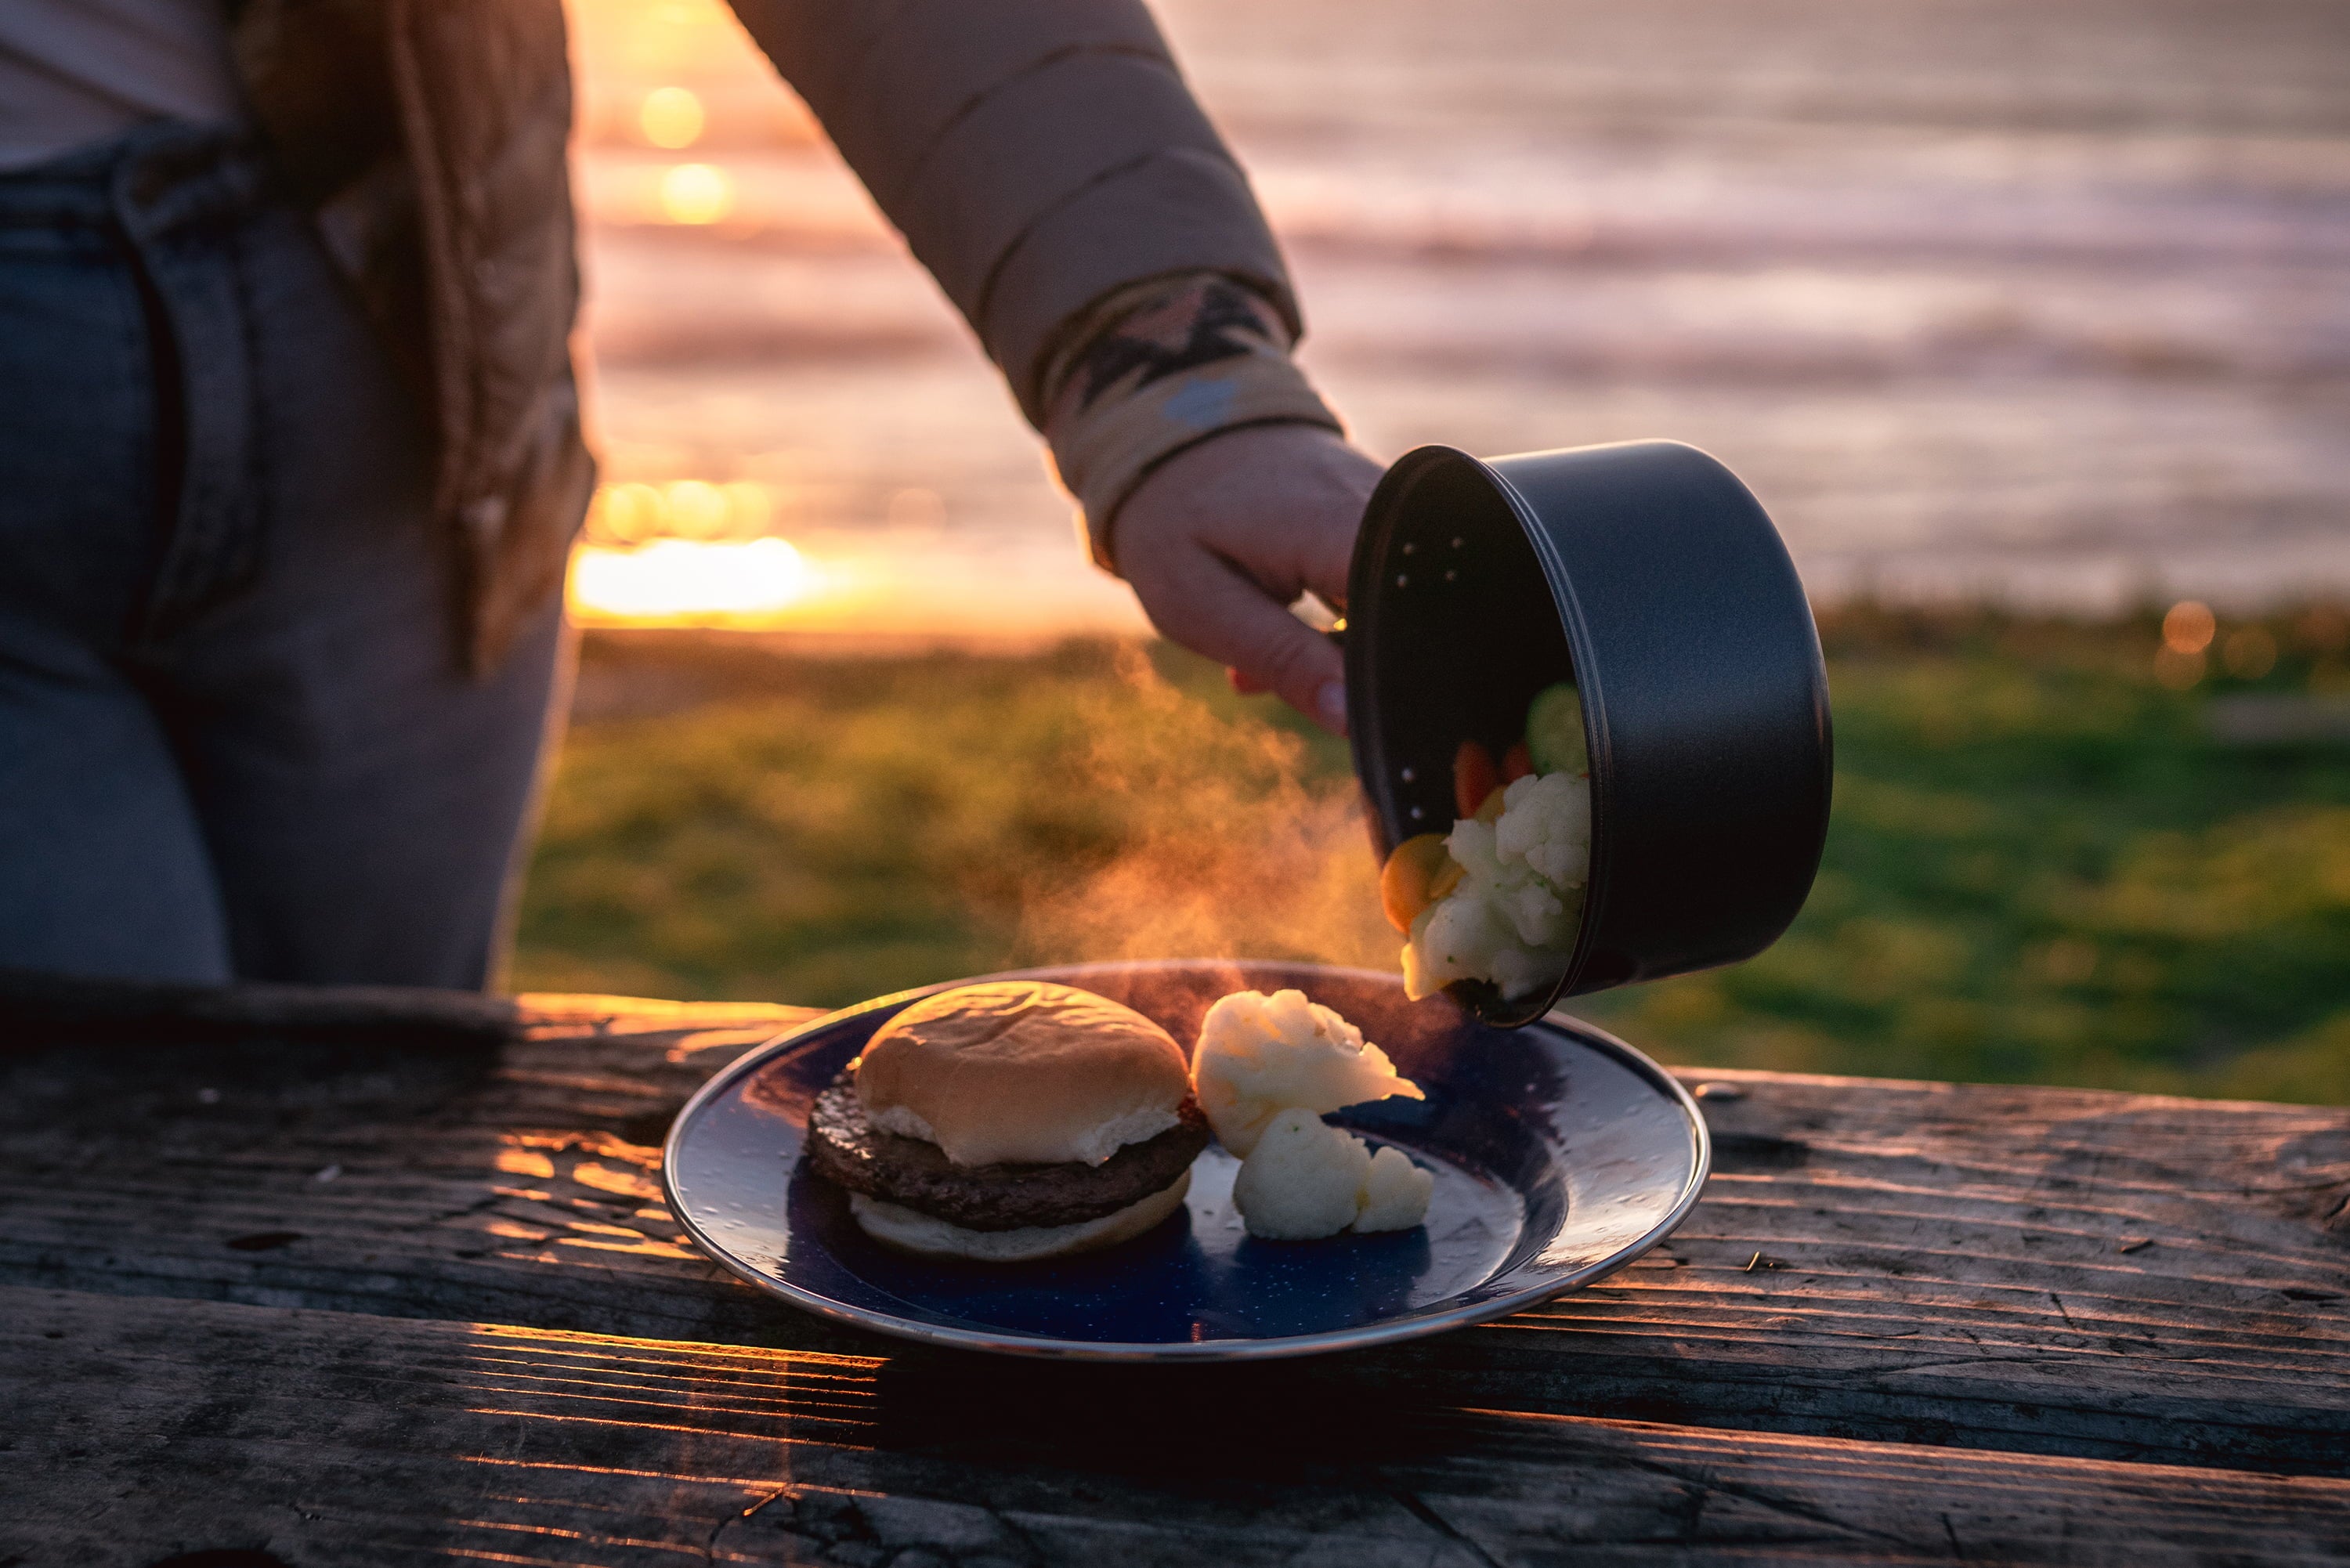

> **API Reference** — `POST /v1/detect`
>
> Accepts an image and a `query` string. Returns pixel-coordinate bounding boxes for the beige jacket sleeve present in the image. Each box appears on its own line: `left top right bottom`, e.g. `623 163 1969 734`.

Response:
725 0 1303 425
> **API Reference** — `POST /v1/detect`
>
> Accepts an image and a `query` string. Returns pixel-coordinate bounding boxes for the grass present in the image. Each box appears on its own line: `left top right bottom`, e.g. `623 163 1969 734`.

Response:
513 605 2350 1104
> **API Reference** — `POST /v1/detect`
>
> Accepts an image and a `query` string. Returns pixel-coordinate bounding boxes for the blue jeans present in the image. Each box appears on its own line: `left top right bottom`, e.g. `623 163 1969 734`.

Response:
0 122 569 988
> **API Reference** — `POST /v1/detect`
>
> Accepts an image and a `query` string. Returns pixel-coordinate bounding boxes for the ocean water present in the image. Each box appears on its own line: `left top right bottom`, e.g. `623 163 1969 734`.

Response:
569 0 2350 637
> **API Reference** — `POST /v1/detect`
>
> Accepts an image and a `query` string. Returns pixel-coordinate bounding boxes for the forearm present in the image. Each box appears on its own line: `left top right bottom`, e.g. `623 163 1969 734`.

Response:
728 0 1372 725
725 0 1298 421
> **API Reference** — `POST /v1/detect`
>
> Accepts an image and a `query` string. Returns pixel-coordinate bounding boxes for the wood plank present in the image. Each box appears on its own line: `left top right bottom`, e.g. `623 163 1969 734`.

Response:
2 1004 2345 1470
5 1286 2346 1567
1419 1066 2350 1470
0 966 517 1047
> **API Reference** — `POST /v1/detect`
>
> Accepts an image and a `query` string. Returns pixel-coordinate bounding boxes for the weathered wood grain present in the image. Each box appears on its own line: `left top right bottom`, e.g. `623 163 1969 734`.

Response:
2 1002 2345 1472
1455 1066 2350 1469
0 967 518 1047
6 1286 2346 1568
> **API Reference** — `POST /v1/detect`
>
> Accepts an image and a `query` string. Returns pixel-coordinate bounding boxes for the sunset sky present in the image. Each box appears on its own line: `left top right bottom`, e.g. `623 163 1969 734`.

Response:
559 0 2350 637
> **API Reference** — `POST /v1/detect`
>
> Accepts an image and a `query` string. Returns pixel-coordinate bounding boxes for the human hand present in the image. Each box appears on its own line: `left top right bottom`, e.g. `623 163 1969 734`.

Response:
1111 423 1383 734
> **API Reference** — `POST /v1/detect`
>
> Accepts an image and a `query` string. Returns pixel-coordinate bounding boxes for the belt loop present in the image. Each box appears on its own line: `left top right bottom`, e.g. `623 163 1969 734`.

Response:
108 124 269 644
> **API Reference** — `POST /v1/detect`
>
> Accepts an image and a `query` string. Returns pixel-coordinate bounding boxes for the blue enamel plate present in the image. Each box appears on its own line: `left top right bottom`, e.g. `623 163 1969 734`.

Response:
663 960 1709 1361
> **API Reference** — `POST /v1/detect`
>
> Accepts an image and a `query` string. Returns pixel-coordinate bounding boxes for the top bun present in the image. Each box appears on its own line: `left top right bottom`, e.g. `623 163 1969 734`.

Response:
854 981 1191 1168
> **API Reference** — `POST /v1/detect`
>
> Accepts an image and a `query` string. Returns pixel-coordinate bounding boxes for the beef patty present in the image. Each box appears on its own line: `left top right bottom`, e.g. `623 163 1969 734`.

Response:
805 1073 1209 1231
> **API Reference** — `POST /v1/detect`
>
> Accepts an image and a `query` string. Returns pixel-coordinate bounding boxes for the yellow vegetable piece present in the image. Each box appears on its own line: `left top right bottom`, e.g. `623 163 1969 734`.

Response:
1428 858 1465 902
1379 833 1452 933
1473 784 1508 825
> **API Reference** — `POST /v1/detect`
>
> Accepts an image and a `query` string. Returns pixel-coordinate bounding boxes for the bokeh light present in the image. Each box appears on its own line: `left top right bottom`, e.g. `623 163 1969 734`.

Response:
2162 599 2216 655
639 86 706 149
2295 606 2348 657
592 481 667 545
2222 627 2278 679
663 479 730 539
721 480 773 533
659 163 732 224
584 479 786 549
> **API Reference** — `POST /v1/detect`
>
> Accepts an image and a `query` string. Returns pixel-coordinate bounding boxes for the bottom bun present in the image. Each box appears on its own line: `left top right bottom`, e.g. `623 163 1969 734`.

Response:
848 1170 1191 1263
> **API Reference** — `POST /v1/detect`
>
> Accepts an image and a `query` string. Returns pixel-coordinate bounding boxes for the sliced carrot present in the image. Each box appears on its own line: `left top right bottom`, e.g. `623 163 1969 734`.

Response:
1453 739 1499 820
1428 858 1465 903
1502 740 1534 782
1379 833 1454 933
1473 784 1508 825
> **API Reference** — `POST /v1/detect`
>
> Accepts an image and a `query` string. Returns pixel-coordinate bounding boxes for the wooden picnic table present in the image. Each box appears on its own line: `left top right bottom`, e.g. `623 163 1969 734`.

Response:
4 985 2347 1565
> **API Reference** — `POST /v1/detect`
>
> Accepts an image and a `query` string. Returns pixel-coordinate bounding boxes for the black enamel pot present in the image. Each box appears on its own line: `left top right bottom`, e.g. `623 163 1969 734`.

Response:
1343 440 1832 1028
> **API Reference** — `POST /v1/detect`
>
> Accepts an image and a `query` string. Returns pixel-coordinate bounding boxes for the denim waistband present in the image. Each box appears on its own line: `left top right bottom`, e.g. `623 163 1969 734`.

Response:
0 118 287 640
0 120 271 241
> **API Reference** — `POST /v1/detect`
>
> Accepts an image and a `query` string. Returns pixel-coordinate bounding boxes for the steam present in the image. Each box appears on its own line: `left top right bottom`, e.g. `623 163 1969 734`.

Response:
1007 645 1398 976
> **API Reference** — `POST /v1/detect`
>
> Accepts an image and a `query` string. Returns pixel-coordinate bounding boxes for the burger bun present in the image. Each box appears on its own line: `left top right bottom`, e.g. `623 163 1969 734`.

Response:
855 981 1191 1167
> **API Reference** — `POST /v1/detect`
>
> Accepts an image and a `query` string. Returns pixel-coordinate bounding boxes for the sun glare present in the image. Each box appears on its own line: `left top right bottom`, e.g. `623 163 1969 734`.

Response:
639 85 706 148
570 537 814 623
659 162 732 224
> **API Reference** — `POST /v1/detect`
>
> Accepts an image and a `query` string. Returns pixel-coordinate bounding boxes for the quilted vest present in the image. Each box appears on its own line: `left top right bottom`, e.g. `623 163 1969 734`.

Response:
230 0 594 673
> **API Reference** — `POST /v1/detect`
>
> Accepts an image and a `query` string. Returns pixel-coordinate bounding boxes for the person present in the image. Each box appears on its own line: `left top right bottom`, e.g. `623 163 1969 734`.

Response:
0 0 1380 989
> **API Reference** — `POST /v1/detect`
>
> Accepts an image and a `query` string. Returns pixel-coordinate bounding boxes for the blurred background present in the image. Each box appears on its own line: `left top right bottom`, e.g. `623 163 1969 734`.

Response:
518 0 2350 1103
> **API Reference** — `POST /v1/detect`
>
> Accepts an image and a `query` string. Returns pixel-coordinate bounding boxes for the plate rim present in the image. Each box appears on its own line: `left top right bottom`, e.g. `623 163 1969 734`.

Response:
661 959 1712 1362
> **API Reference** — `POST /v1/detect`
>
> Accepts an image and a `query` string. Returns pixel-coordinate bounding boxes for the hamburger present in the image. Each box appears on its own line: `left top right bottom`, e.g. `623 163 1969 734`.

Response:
806 980 1209 1261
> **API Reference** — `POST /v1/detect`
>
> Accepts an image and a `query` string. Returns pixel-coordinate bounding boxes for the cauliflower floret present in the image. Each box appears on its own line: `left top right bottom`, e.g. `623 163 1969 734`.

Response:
1232 1108 1368 1239
1492 876 1570 948
1406 890 1572 1002
1231 1107 1434 1240
1487 937 1572 1002
1444 810 1569 947
1403 769 1591 1002
1398 906 1444 1002
1356 1144 1436 1233
1493 771 1592 891
1444 815 1509 886
1404 891 1509 999
1193 988 1423 1155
